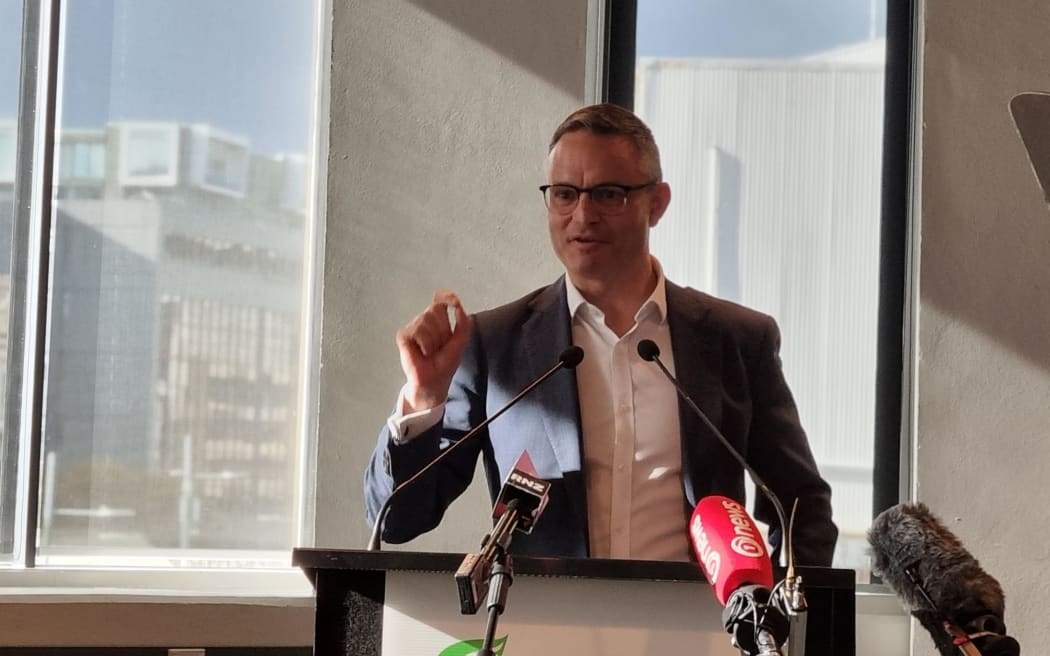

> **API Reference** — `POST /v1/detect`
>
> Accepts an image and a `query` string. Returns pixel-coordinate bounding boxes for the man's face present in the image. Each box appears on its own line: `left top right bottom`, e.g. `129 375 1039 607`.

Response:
545 131 670 287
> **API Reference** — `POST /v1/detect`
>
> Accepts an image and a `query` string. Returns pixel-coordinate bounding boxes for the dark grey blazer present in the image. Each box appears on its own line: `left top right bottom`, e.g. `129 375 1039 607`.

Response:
364 277 837 565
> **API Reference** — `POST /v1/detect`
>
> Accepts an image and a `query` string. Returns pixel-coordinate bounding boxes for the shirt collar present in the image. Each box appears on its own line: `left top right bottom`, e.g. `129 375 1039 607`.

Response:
565 257 669 325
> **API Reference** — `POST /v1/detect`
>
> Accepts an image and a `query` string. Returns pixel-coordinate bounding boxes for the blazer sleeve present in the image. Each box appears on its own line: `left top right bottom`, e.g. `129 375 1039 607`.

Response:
747 316 838 567
363 320 489 544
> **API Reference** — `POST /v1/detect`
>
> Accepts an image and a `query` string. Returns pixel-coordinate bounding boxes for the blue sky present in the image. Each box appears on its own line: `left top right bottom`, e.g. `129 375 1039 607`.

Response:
2 0 316 156
1 1 21 118
637 0 886 58
3 1 886 155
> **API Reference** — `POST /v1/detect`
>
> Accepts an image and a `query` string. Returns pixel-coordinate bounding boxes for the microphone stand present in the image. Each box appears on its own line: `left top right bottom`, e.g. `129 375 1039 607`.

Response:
904 566 983 656
478 551 512 656
722 584 790 656
367 347 582 551
781 499 808 656
473 500 521 656
637 340 808 653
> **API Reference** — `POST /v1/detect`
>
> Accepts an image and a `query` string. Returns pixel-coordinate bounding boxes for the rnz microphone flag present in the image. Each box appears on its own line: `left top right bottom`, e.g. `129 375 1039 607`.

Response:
491 451 549 534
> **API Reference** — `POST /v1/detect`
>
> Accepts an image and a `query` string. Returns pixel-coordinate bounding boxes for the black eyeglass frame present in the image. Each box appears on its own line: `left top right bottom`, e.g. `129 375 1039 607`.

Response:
538 181 658 213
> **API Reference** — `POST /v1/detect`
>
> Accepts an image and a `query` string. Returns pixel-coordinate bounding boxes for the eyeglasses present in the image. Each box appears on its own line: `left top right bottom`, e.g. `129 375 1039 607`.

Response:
538 182 657 215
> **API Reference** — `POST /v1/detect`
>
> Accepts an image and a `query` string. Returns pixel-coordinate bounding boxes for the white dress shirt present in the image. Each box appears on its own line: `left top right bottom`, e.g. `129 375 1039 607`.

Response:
387 261 691 561
566 263 690 561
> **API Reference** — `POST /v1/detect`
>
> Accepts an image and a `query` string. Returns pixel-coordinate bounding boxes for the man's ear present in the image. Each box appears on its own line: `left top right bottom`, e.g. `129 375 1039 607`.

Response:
648 182 672 227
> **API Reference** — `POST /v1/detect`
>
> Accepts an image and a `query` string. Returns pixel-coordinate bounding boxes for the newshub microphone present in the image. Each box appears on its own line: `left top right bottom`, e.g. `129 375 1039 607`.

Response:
366 345 584 551
636 339 805 610
691 495 789 656
868 502 1020 656
456 451 550 615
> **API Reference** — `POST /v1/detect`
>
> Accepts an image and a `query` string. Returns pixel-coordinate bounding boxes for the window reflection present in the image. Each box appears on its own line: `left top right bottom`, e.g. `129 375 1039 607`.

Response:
36 0 317 567
0 0 23 561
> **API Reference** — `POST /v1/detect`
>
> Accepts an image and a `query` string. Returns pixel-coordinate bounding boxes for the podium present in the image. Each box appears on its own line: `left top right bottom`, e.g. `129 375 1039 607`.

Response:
293 549 854 655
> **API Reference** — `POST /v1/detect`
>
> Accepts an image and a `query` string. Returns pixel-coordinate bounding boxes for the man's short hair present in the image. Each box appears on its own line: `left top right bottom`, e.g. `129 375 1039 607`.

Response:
548 103 663 181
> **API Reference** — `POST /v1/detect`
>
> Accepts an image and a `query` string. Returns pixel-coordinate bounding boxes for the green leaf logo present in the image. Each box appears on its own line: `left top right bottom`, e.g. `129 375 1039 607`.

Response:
438 635 508 656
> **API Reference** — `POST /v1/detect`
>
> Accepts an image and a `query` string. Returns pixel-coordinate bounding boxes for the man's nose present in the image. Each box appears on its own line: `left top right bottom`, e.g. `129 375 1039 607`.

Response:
572 192 600 222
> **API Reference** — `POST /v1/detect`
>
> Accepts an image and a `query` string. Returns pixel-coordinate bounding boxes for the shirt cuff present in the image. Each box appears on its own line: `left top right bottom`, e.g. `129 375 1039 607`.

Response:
386 385 445 444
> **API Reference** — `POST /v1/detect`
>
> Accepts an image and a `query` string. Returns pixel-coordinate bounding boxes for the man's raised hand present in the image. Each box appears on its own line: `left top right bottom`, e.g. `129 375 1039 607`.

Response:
395 290 471 412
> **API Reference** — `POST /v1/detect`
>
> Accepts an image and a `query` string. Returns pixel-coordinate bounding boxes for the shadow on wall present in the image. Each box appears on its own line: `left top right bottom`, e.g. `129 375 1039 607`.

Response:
921 3 1050 379
408 0 587 99
1011 93 1050 208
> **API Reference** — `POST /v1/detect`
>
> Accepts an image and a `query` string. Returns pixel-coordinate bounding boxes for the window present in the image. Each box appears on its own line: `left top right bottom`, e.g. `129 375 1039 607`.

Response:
58 132 107 182
614 0 904 577
117 122 180 186
0 121 15 184
0 0 24 561
4 0 323 570
189 124 251 197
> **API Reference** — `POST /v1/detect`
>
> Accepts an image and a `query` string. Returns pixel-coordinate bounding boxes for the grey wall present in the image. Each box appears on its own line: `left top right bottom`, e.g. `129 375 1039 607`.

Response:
315 0 588 551
916 0 1050 652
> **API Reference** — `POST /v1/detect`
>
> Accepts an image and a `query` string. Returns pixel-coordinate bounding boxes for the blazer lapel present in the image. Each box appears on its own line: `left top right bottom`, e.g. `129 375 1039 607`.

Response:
520 278 589 542
666 281 723 507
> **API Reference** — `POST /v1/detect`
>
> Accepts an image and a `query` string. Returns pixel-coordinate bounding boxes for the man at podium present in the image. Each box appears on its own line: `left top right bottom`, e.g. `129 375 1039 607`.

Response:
364 103 837 567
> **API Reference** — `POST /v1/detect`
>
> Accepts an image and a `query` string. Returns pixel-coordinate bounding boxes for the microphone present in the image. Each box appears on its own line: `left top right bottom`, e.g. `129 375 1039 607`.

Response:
366 345 584 551
639 338 807 654
456 451 551 615
690 496 789 656
490 451 550 534
868 502 1020 656
635 340 800 584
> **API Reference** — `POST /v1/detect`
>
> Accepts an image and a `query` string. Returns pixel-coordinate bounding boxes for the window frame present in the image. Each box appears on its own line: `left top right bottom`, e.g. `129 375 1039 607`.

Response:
1 0 329 589
603 0 919 525
4 0 61 568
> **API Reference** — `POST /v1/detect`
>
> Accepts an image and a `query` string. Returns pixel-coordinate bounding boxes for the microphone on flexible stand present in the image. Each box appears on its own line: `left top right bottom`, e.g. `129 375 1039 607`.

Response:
366 345 584 551
636 339 807 653
868 502 1020 656
691 495 789 656
456 451 550 615
455 452 551 656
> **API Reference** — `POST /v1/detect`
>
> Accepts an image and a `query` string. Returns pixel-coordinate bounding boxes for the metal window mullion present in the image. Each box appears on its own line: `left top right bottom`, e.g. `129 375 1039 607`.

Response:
294 0 332 550
872 0 919 517
602 0 637 108
5 0 62 568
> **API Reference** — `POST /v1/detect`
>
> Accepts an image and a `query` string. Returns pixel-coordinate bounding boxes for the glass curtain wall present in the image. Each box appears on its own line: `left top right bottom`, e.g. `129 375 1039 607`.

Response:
2 0 322 569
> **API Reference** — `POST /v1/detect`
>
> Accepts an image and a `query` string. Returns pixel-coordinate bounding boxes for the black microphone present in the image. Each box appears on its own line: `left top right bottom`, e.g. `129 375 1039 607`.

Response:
868 502 1020 656
635 340 795 573
366 345 584 551
636 338 806 652
456 452 551 615
490 453 550 535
